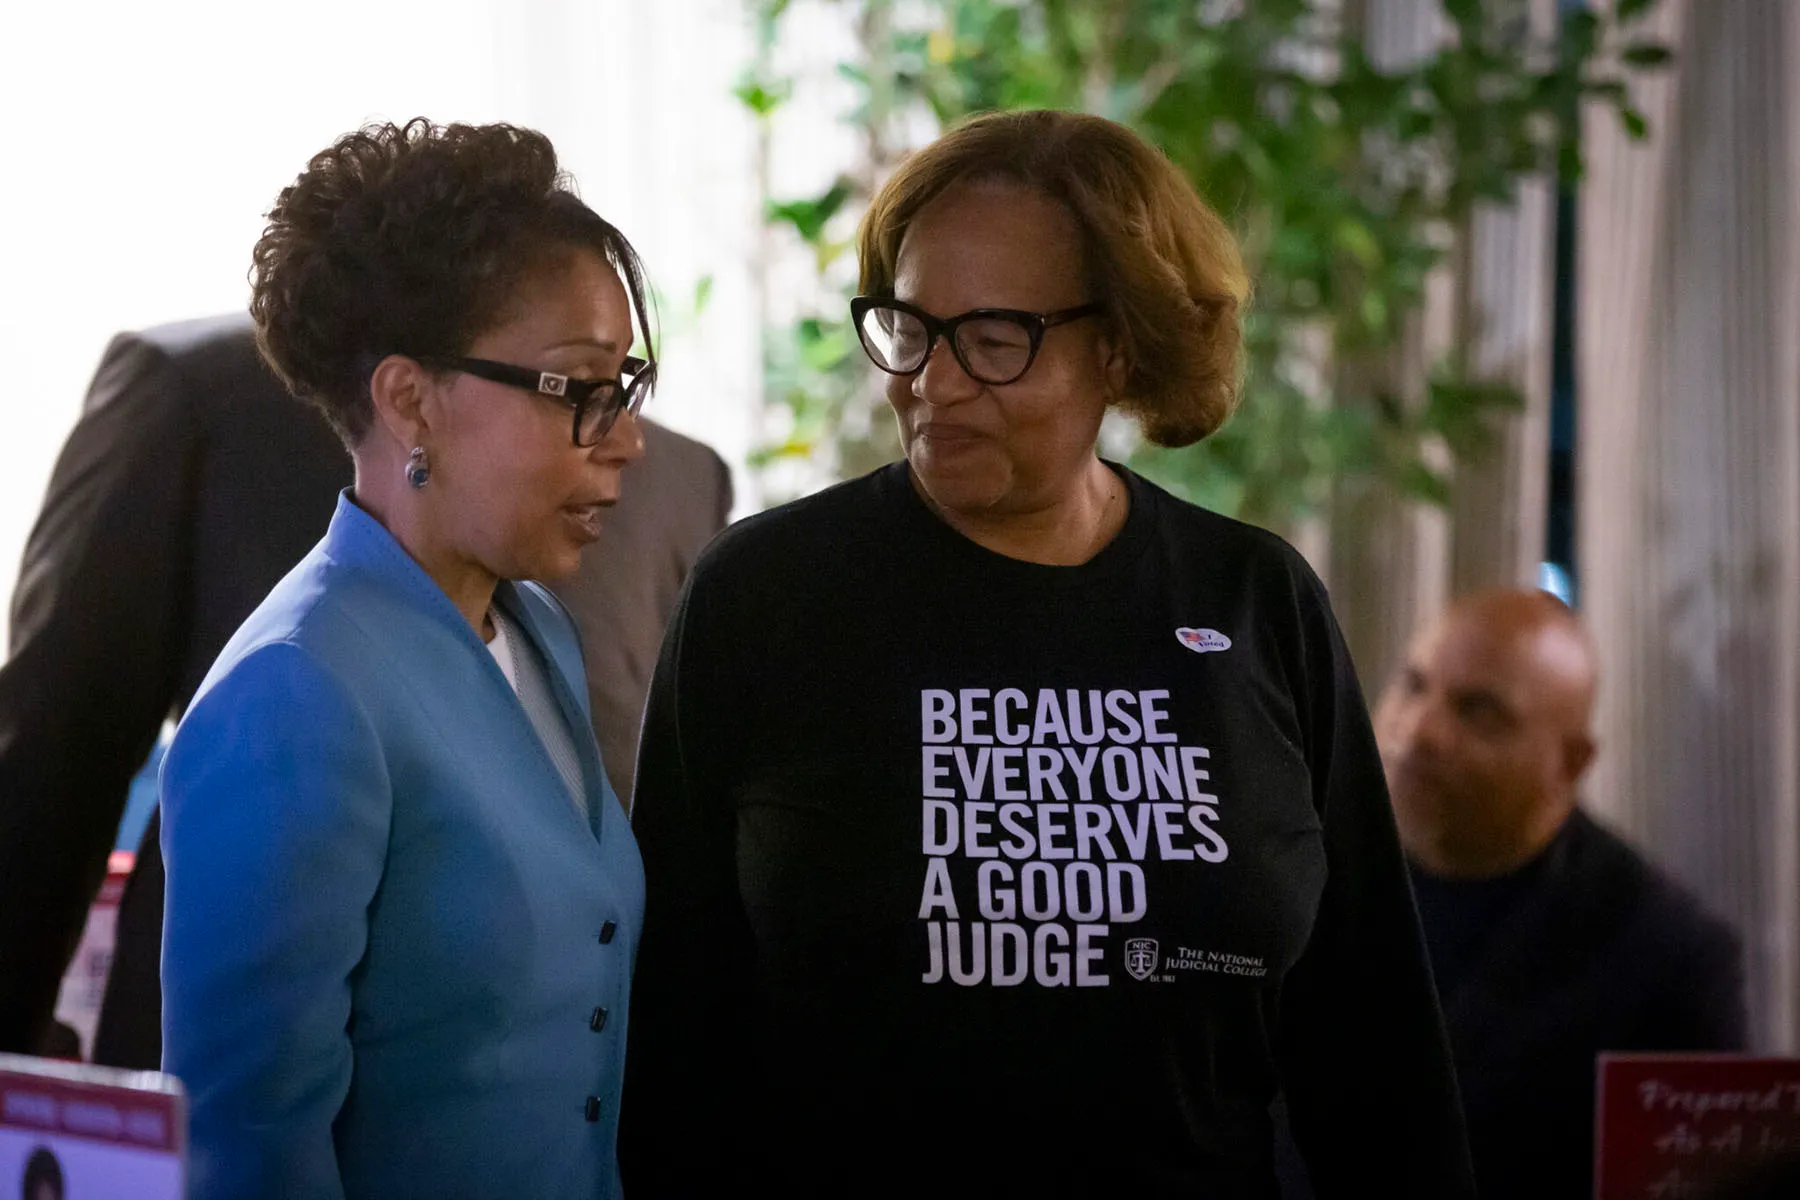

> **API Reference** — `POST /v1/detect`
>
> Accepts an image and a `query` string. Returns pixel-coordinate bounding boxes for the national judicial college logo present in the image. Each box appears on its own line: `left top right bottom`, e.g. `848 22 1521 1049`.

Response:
1124 938 1160 982
1175 627 1231 654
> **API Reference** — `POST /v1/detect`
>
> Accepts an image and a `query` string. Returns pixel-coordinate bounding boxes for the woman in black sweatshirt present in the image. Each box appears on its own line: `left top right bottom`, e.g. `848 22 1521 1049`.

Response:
622 108 1474 1199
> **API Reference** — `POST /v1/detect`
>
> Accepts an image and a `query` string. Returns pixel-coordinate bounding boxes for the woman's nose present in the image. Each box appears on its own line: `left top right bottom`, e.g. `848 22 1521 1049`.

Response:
594 409 646 464
913 335 982 407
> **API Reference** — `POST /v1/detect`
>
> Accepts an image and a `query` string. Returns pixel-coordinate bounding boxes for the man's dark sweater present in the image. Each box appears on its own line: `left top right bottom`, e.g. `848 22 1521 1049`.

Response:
1412 810 1747 1199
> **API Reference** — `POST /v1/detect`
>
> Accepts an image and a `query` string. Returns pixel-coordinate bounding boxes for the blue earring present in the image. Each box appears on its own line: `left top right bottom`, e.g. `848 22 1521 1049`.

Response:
405 446 431 489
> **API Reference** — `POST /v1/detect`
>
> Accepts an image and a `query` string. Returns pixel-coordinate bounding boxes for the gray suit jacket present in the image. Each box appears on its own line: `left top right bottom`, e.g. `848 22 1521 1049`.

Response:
0 315 730 1066
551 420 733 804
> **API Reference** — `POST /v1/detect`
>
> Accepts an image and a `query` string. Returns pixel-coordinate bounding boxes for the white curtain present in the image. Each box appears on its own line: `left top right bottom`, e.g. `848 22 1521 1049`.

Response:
0 0 769 620
1577 0 1800 1051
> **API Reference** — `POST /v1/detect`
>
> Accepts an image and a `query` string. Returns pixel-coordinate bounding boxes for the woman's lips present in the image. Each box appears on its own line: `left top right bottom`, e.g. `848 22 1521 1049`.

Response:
915 421 990 445
561 501 612 543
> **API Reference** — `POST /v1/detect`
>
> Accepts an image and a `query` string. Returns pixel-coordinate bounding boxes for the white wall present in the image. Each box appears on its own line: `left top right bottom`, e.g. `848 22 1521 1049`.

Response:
0 0 765 622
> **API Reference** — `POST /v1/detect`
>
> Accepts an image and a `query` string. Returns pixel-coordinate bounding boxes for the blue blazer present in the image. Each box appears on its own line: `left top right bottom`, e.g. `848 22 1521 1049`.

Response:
160 493 644 1200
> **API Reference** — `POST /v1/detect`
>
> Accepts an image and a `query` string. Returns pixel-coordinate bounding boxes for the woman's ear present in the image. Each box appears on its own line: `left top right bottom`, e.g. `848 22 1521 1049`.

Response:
367 354 437 449
1098 327 1131 404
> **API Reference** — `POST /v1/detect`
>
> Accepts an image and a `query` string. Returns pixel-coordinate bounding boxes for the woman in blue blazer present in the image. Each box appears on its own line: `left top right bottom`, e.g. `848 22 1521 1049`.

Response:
160 119 656 1199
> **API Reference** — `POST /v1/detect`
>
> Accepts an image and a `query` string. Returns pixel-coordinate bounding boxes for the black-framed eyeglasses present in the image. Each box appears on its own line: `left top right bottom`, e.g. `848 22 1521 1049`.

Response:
850 296 1103 386
416 353 656 446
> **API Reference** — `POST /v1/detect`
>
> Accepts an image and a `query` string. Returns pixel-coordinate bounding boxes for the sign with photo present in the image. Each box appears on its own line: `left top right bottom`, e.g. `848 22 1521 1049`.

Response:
0 1053 184 1199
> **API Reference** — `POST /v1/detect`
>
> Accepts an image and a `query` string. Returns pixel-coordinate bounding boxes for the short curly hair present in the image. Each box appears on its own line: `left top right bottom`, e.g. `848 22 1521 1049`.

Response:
858 110 1248 448
250 118 654 444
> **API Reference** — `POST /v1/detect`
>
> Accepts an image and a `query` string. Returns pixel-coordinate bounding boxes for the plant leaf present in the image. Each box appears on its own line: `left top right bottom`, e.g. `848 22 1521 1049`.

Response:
1397 460 1454 507
766 181 853 243
1621 43 1674 68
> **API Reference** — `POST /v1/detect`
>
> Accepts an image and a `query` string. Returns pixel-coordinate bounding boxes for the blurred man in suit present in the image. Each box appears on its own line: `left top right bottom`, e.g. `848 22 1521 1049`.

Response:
552 397 731 803
1375 588 1746 1200
0 314 730 1067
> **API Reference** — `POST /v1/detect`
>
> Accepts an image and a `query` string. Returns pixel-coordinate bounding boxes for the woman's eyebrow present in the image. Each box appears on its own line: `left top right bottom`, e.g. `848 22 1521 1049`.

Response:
543 337 620 353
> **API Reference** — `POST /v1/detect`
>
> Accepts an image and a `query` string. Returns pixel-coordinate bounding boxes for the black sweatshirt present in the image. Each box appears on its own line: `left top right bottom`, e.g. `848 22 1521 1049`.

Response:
622 463 1474 1198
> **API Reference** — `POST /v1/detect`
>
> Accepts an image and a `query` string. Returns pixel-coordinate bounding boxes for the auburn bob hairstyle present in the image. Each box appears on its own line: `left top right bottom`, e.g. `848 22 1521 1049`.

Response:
858 109 1249 448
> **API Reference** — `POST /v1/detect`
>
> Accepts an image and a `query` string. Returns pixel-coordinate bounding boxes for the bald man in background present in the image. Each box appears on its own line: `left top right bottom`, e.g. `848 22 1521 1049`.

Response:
1375 589 1746 1200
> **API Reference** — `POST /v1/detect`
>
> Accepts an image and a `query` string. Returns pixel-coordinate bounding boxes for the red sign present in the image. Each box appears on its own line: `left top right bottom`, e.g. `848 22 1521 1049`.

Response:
1596 1054 1800 1198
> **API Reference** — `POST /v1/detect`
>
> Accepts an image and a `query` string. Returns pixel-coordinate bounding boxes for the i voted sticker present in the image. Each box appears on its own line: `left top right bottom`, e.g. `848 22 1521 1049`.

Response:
1176 627 1231 654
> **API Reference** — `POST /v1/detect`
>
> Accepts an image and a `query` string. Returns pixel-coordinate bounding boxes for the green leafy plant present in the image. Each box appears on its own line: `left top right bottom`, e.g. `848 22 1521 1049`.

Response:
743 0 1666 524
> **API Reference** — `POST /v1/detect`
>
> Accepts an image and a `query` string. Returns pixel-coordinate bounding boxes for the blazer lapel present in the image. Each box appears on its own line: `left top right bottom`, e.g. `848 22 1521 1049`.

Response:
495 581 619 842
321 495 610 847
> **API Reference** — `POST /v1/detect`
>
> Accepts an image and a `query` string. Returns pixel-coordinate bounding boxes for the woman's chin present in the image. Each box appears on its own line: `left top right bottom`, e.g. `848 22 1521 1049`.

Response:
549 546 589 581
511 541 585 584
909 451 1011 517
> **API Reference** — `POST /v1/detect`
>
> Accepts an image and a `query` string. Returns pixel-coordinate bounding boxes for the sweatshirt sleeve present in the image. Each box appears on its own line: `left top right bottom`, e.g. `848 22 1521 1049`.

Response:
1274 560 1477 1198
619 569 761 1195
160 641 391 1200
